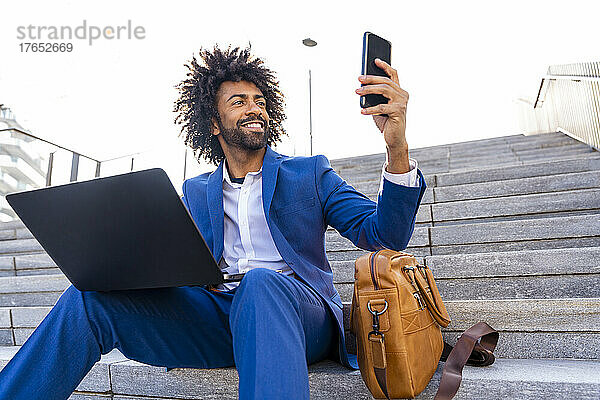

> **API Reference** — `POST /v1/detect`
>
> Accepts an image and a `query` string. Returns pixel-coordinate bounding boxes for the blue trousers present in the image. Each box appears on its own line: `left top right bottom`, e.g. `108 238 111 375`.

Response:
0 268 335 400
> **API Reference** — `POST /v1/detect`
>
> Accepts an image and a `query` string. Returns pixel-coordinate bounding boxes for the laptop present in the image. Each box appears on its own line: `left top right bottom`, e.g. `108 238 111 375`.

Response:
6 168 230 291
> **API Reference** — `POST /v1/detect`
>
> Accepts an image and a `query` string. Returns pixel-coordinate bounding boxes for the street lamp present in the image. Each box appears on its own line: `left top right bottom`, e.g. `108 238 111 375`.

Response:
302 37 317 155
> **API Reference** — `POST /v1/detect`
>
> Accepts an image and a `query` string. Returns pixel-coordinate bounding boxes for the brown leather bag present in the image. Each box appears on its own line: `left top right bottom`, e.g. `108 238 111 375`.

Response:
350 249 498 399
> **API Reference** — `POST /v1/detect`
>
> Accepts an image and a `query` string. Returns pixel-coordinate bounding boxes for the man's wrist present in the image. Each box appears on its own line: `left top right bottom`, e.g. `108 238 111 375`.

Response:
385 143 410 174
380 158 419 191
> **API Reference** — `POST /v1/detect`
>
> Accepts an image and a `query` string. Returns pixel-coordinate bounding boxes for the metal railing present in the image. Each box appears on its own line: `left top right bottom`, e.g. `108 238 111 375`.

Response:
0 107 216 221
517 62 600 150
0 127 101 186
0 126 209 189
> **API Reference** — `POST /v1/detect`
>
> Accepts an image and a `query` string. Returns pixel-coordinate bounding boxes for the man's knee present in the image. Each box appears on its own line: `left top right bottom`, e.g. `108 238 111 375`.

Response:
56 284 86 310
233 268 298 314
238 267 281 289
58 285 118 346
236 268 292 300
59 285 108 316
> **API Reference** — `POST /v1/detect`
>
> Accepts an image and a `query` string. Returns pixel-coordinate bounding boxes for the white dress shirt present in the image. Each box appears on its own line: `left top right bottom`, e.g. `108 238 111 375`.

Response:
218 157 420 290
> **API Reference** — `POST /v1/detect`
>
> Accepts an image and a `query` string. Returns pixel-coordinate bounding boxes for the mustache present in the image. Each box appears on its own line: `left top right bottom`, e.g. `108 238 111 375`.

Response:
238 115 267 127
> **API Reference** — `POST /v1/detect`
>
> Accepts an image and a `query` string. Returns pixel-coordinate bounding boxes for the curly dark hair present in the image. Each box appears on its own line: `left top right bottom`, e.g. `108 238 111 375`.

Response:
174 45 286 166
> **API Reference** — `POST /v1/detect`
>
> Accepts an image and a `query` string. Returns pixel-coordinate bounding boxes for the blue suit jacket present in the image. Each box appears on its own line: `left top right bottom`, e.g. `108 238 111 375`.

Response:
181 146 426 368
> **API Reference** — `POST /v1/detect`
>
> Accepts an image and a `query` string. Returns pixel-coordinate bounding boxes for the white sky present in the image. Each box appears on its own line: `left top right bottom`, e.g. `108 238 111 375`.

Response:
1 0 599 186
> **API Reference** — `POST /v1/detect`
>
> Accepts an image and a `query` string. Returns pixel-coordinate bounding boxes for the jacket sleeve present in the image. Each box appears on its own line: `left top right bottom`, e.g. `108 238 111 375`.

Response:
314 154 426 251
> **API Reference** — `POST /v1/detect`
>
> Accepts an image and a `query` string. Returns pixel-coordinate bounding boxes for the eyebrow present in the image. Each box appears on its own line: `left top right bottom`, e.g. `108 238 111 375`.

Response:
226 93 266 102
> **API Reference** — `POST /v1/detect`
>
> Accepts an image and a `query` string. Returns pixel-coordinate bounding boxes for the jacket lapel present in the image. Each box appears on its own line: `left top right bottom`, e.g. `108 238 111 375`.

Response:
206 161 224 261
261 146 283 219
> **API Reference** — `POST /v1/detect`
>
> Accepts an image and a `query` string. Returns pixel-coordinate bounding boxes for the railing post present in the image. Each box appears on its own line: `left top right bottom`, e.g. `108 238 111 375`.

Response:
70 153 80 182
46 152 54 187
95 161 101 178
183 148 188 181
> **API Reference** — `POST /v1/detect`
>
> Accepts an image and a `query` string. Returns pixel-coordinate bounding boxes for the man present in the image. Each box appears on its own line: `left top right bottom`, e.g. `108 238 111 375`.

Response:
0 45 425 400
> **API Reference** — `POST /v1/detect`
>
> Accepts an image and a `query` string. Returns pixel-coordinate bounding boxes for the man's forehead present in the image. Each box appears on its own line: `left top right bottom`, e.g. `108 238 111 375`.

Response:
217 80 264 100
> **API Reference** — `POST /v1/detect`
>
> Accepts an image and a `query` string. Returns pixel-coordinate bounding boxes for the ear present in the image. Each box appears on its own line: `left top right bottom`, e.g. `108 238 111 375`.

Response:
211 117 220 136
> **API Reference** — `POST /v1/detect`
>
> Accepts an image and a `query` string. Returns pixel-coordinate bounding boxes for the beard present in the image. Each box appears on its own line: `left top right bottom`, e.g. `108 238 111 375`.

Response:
217 115 269 151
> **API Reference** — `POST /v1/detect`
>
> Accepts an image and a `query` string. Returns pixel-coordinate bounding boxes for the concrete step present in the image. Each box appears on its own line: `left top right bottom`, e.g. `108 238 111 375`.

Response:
430 214 600 255
435 154 600 187
441 135 580 157
433 170 600 203
406 134 583 157
335 273 600 303
445 145 592 170
331 247 600 301
7 246 596 306
18 217 598 296
345 154 600 191
451 136 583 156
343 297 600 360
325 214 600 255
330 132 574 170
445 131 563 148
0 238 43 255
0 252 59 277
342 152 600 187
431 188 600 225
4 296 598 359
0 226 32 241
0 274 69 306
350 160 600 203
362 187 600 227
0 220 26 231
430 150 598 175
328 246 599 272
1 349 599 399
445 132 569 152
326 226 430 253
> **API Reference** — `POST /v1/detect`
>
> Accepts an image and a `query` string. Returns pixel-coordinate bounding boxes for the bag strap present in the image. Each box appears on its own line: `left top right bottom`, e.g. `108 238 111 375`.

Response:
369 332 391 400
434 322 499 400
369 322 498 400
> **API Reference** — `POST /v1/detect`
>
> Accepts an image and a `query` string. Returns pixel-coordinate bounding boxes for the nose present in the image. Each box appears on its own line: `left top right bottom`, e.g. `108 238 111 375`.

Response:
245 101 262 116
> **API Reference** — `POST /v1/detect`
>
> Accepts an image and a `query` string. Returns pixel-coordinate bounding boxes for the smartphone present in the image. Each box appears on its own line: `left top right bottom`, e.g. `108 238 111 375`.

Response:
360 32 392 109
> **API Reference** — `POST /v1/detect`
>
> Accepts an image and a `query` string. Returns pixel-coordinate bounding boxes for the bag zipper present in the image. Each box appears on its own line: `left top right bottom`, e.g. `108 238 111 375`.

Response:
413 292 425 310
369 250 383 290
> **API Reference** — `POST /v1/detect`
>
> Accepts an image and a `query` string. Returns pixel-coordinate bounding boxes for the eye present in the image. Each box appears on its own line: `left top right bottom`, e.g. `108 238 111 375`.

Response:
257 100 266 107
232 100 244 106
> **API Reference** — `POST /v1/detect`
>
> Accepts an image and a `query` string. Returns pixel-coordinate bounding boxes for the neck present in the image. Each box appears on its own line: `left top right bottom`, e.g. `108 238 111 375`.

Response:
223 146 267 179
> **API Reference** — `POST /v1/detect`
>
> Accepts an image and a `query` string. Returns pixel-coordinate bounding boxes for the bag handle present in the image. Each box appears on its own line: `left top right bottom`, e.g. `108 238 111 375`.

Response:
405 266 452 327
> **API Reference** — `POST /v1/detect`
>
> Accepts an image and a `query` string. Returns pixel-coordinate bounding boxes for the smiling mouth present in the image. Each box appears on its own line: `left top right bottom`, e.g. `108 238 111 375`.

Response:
240 120 265 131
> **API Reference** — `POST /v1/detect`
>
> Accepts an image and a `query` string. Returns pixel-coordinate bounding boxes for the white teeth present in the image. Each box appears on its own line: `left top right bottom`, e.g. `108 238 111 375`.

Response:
245 123 261 128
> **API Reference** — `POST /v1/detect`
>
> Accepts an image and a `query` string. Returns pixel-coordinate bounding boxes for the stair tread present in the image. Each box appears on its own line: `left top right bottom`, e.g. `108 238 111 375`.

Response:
1 346 598 399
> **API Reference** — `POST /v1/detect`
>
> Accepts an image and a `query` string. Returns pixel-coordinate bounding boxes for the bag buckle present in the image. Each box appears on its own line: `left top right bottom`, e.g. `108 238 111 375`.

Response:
368 330 385 342
367 300 388 316
367 300 388 335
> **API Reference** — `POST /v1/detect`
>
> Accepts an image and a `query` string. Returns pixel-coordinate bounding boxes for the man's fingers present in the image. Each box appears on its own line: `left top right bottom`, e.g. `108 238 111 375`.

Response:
358 75 407 98
359 74 396 86
374 58 399 84
356 82 409 102
356 83 396 99
360 102 401 116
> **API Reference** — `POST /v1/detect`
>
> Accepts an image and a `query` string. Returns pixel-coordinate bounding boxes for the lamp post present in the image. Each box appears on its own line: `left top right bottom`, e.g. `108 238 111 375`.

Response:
302 38 317 156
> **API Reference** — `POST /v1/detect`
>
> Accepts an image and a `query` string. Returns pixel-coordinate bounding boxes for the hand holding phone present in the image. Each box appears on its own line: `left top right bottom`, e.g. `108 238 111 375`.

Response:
360 32 392 109
356 32 411 173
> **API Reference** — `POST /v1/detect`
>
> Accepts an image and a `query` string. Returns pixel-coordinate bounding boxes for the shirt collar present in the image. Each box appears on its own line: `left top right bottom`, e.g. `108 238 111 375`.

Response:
222 160 263 188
